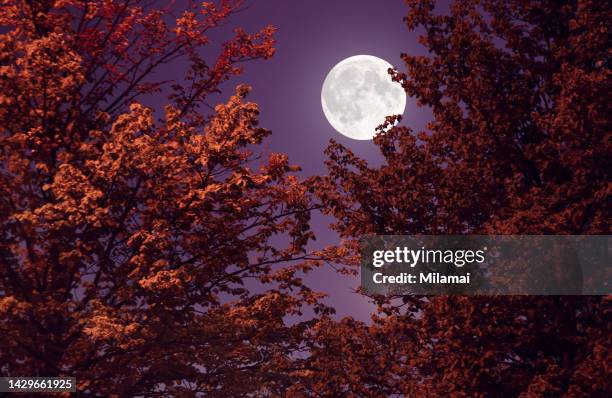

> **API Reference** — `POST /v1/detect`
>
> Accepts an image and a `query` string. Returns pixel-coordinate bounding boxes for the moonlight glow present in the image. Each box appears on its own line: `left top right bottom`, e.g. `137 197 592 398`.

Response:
321 55 406 140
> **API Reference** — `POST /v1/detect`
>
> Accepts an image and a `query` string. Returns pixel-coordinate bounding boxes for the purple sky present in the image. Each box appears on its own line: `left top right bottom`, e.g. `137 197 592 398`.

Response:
209 0 434 320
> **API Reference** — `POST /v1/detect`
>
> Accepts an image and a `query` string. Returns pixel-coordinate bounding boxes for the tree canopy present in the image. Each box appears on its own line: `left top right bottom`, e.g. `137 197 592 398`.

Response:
305 0 611 396
0 1 329 395
0 0 609 396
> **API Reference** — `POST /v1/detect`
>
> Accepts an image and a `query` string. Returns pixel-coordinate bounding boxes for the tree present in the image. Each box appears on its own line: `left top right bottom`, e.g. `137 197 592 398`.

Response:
0 1 329 395
305 0 611 396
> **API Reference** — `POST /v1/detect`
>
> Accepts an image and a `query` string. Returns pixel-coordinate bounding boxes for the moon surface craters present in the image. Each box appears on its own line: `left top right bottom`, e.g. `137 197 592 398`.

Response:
321 55 406 140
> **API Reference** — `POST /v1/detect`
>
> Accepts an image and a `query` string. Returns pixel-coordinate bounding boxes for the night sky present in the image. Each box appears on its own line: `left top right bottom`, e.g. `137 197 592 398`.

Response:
207 0 434 320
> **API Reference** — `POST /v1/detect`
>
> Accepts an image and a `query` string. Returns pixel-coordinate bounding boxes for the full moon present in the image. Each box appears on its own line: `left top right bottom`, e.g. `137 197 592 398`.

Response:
321 55 406 140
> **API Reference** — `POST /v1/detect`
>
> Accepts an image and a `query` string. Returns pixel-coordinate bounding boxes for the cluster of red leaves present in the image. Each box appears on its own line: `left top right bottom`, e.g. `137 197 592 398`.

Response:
1 0 610 396
302 0 611 396
0 1 331 396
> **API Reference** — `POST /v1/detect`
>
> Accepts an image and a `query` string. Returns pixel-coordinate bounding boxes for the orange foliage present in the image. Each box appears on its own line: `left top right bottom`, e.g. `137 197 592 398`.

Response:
0 1 330 395
304 0 611 396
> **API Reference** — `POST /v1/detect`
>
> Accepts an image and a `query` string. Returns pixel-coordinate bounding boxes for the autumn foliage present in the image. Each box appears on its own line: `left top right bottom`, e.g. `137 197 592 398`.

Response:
0 1 329 396
302 0 611 396
1 0 610 397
